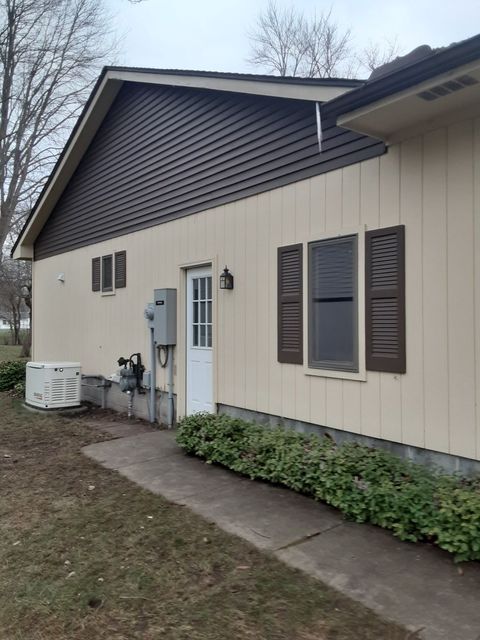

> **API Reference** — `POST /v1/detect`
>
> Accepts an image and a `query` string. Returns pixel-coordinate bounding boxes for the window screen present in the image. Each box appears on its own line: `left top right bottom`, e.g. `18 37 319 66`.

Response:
101 254 113 292
309 235 358 372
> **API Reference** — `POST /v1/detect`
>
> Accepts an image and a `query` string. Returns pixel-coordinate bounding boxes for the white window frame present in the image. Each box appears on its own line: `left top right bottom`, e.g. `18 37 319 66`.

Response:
302 226 366 382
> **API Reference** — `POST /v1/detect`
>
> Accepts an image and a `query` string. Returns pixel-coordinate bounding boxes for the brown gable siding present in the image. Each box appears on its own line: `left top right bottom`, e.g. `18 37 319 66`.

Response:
34 82 385 260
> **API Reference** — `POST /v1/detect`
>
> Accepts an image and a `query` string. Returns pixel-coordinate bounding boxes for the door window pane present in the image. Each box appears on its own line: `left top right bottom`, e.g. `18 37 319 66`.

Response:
309 236 358 372
191 275 213 349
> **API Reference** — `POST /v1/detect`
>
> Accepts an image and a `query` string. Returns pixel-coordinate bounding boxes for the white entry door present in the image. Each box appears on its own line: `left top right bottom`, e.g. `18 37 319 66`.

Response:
186 266 214 415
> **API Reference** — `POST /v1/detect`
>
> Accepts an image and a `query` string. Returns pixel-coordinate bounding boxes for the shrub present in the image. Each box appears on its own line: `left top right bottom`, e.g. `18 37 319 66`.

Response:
0 360 26 392
177 413 480 562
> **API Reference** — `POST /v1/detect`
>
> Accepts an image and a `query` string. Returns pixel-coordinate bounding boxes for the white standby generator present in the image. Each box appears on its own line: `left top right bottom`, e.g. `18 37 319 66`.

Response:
26 362 82 409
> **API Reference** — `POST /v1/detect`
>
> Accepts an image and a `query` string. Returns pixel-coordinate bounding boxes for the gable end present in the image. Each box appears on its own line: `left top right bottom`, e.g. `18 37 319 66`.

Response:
34 82 385 259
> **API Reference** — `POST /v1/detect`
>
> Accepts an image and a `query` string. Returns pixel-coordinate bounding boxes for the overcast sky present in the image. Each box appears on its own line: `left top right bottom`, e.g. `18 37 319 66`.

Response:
107 0 479 76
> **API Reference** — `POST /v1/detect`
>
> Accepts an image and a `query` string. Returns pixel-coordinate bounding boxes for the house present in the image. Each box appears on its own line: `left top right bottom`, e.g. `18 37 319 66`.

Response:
0 313 30 331
13 34 480 474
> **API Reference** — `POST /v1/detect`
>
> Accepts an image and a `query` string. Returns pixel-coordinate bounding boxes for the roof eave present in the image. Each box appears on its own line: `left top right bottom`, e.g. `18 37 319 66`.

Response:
337 58 480 143
324 32 480 122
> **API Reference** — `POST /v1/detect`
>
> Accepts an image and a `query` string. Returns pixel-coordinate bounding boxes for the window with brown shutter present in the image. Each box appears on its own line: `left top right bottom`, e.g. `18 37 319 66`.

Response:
365 225 406 373
92 257 100 291
114 251 127 288
278 244 303 364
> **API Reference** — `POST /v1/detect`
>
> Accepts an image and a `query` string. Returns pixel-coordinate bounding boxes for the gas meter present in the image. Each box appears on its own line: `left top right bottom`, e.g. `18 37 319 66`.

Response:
117 354 145 393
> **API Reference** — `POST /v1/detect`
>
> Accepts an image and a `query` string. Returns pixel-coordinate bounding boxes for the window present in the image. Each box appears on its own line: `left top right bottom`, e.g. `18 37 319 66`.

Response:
92 251 127 293
101 255 113 292
308 235 358 372
278 226 405 377
192 275 212 348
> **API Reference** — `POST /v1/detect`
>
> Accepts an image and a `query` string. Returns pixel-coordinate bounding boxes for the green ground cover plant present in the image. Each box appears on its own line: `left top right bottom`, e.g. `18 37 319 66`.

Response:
177 413 480 562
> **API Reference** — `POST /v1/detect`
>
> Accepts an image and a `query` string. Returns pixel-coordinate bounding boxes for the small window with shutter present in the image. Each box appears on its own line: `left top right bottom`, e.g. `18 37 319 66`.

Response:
92 251 127 294
308 235 358 372
365 225 405 373
277 244 303 364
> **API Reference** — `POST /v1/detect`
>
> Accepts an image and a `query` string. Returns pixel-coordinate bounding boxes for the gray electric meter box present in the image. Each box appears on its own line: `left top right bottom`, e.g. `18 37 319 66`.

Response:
153 288 177 345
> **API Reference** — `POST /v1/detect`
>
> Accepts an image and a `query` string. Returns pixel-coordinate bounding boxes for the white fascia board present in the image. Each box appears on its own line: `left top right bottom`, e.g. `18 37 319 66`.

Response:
106 69 353 102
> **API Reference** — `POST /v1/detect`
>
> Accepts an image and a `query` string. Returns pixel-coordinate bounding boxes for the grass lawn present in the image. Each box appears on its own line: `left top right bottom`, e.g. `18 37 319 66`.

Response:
0 395 408 640
0 344 24 362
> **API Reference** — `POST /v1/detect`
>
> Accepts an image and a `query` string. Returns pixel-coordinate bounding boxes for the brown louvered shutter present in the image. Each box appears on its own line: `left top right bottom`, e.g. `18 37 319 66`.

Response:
365 225 405 373
278 243 303 364
114 251 127 288
92 257 100 291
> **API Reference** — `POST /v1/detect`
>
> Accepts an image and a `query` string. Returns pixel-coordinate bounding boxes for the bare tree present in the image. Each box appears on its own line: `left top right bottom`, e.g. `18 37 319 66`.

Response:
0 255 30 345
300 9 352 78
360 37 402 73
247 2 400 79
0 0 117 258
247 2 307 76
247 2 352 78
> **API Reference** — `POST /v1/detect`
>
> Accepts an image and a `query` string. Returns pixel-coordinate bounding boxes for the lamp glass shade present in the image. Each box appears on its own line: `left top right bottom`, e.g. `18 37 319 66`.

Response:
220 267 233 289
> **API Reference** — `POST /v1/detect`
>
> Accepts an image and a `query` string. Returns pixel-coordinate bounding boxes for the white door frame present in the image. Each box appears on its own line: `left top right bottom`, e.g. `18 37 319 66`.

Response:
186 265 214 415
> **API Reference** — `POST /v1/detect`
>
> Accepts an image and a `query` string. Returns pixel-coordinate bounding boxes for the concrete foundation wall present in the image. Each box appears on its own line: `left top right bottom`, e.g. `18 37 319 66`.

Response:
219 404 480 476
82 380 176 426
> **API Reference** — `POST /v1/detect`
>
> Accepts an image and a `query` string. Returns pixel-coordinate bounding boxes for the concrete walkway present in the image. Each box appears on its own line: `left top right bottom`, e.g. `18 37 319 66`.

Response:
82 425 480 640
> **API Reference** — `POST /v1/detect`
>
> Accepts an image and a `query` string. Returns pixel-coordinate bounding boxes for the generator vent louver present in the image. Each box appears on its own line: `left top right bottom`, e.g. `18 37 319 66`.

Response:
44 378 80 404
417 74 479 101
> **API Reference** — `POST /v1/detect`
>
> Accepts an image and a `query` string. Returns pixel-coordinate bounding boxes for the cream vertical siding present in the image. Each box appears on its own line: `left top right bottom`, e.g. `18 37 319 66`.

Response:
32 113 480 461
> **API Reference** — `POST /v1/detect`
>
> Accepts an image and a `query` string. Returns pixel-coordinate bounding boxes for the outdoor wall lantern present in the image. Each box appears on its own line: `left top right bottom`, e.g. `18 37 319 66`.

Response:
219 266 234 290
